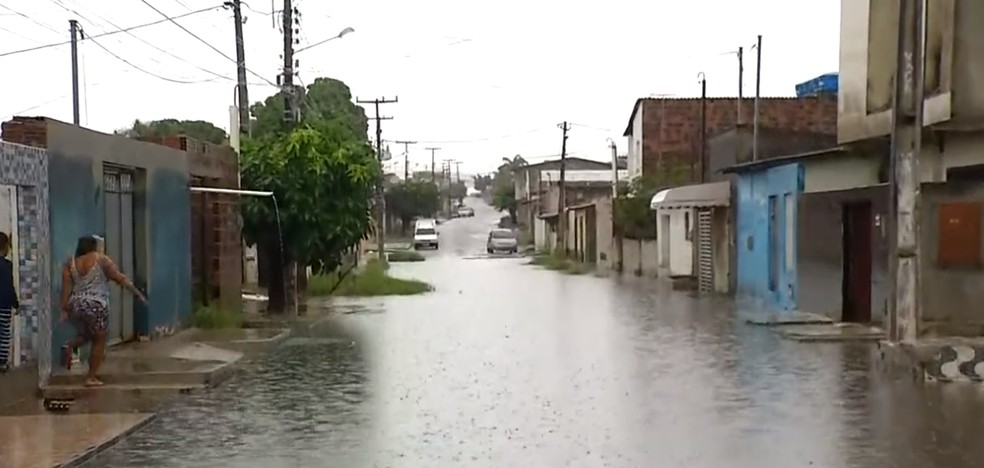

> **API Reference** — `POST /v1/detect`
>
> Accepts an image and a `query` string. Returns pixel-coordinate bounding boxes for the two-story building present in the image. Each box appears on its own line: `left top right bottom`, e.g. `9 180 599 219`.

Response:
512 157 613 240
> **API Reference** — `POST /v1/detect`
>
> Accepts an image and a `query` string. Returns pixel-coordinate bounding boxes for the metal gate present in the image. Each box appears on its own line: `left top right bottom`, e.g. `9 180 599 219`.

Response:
104 168 136 345
696 209 714 293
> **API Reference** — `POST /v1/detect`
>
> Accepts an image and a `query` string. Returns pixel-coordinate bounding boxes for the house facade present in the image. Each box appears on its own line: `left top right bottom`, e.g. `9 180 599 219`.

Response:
0 140 50 376
623 96 837 183
534 169 625 265
514 157 612 237
2 117 193 384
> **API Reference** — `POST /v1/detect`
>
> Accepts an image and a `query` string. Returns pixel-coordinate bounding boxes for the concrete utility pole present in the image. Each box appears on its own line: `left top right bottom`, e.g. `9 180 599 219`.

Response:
752 34 762 161
442 159 453 215
426 147 440 183
395 140 416 180
229 0 250 136
737 46 744 125
888 0 925 343
454 161 462 183
698 72 708 183
281 0 295 124
356 96 398 259
609 138 623 272
557 121 571 253
69 19 80 125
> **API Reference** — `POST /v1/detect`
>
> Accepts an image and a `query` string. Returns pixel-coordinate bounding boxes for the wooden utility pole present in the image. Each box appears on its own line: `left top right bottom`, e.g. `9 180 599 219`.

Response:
281 0 295 124
229 0 250 136
395 140 416 180
737 46 744 125
357 96 398 259
426 147 440 183
752 35 762 161
557 121 571 253
698 72 707 183
888 0 925 343
69 19 80 125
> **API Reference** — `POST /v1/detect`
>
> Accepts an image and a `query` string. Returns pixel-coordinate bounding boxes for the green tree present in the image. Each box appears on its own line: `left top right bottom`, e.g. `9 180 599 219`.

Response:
250 77 368 140
448 181 467 200
116 119 228 144
473 174 493 192
491 171 517 224
385 180 440 234
613 164 691 240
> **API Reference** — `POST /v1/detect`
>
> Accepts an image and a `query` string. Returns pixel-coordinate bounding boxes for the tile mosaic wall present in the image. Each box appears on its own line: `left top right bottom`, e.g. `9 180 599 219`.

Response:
0 141 50 381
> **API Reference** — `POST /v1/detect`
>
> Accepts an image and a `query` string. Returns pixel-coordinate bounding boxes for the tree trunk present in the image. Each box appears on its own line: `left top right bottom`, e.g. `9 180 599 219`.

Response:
261 236 287 313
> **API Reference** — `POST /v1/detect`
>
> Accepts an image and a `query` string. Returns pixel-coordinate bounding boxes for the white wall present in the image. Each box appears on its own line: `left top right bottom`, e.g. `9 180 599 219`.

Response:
627 104 644 181
655 208 694 277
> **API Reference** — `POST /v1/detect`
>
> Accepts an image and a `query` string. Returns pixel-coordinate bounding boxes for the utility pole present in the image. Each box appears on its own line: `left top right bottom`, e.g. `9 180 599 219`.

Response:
557 121 571 254
281 0 295 124
229 0 250 136
609 139 623 272
454 161 462 183
442 159 453 215
395 140 416 180
356 96 399 259
698 72 707 183
737 46 744 125
69 19 80 125
752 34 762 161
426 147 440 183
888 0 925 344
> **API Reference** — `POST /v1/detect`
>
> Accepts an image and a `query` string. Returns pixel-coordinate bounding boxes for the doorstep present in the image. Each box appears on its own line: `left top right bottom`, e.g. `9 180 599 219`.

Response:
743 311 834 326
777 322 886 342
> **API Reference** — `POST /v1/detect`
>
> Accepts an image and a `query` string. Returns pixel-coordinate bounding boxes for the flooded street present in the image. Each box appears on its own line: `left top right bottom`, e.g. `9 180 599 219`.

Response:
90 200 984 468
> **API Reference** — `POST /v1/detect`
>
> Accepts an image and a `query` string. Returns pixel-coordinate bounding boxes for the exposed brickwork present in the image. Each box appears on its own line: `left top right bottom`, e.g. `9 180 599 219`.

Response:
144 135 243 313
1 117 49 149
636 96 837 182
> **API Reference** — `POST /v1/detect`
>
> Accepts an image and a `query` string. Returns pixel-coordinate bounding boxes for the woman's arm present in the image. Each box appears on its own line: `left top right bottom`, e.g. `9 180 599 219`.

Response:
59 263 72 316
99 255 146 302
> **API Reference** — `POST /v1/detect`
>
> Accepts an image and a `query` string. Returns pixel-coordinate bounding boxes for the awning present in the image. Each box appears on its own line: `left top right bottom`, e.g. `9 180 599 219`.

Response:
650 181 730 210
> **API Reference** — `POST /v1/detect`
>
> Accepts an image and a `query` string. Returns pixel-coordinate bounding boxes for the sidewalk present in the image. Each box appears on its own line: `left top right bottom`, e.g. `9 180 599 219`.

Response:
0 412 153 468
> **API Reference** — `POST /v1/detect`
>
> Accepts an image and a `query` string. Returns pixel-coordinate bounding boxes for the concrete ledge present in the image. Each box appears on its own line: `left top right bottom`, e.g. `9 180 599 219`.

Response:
193 328 291 356
57 413 156 468
40 383 207 413
778 323 886 342
744 311 834 326
878 338 984 383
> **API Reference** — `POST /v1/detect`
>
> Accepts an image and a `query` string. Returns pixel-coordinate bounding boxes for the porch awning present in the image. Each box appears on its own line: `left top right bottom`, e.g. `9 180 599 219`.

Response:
650 181 730 210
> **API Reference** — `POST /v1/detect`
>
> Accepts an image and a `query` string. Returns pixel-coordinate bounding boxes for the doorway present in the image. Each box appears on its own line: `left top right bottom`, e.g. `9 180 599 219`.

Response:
103 167 136 344
768 195 778 293
0 185 19 366
841 201 873 323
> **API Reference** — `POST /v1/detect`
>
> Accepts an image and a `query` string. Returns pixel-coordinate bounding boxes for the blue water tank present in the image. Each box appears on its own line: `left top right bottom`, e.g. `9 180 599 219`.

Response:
795 73 838 97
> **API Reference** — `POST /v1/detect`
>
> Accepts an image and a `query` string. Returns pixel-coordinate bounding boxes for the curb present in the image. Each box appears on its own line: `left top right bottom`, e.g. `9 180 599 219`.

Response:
56 412 158 468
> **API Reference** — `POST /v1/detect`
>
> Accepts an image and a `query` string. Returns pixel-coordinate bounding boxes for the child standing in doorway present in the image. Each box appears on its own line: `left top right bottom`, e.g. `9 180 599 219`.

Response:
0 232 19 372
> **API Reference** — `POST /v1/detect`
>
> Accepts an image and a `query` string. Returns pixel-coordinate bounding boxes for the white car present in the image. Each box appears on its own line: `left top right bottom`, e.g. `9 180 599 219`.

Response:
486 228 518 254
413 219 439 250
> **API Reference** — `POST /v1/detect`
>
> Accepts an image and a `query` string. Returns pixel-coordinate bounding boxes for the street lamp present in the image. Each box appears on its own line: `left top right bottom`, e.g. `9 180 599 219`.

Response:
294 27 355 54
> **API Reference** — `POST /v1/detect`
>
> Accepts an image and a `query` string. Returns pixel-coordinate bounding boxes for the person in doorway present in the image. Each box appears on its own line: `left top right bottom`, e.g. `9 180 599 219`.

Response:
0 232 19 373
60 235 146 387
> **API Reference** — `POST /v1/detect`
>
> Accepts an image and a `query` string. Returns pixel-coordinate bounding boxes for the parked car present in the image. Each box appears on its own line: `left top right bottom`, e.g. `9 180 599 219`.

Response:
457 206 474 217
486 228 518 254
413 218 439 250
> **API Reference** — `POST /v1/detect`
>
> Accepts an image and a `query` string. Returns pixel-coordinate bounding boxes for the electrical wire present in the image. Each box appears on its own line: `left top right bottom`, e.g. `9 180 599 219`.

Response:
138 0 277 87
81 38 89 125
85 33 222 84
411 129 551 145
0 3 64 36
0 5 224 58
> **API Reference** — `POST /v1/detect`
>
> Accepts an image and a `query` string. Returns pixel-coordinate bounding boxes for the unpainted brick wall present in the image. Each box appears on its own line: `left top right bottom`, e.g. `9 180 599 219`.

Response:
638 96 837 182
1 117 49 148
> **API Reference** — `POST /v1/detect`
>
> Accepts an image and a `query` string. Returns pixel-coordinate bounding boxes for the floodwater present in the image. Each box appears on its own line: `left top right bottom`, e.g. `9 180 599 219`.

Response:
90 198 984 467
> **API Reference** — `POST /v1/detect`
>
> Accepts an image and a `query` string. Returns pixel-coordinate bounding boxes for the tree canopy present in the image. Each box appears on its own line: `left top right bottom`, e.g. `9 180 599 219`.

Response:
614 165 692 240
116 119 228 144
386 180 440 233
249 77 368 140
473 174 493 192
491 159 520 223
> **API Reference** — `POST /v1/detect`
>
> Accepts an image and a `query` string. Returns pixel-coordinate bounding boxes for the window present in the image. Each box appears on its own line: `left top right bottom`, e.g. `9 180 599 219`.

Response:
416 228 436 235
937 201 982 268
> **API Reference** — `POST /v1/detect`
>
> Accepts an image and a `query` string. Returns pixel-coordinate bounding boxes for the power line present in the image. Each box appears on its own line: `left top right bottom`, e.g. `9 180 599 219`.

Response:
85 33 222 84
413 128 550 144
138 0 276 86
0 5 224 58
0 3 64 36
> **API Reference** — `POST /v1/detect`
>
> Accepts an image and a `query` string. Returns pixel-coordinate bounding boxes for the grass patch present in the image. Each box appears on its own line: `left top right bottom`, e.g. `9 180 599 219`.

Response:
528 250 593 275
190 305 244 329
387 250 425 262
309 259 432 297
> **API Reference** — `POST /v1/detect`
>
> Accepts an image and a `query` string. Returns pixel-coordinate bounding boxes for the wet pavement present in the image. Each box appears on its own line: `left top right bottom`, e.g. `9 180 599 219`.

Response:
88 198 984 467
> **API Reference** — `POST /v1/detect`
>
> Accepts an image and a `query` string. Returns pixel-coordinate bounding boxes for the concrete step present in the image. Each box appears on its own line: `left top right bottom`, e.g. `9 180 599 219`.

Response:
47 357 234 387
41 383 207 413
895 339 984 383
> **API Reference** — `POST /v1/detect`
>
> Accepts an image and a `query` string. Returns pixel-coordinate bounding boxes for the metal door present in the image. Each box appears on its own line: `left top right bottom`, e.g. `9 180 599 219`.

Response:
697 208 713 293
104 169 136 344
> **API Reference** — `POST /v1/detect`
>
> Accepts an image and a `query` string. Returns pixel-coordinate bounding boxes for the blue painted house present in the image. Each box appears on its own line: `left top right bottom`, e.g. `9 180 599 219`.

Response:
2 117 192 385
722 158 805 312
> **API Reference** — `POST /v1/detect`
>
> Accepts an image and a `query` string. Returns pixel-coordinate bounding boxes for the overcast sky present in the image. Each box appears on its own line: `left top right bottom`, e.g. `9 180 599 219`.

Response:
0 0 839 175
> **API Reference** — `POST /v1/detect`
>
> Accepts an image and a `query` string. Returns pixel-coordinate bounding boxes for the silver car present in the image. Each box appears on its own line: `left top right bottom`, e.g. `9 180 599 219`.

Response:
486 228 518 254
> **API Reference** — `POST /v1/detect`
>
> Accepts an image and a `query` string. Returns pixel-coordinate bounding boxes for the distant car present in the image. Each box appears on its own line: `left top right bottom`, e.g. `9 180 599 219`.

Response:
486 228 518 254
457 207 474 217
413 219 439 250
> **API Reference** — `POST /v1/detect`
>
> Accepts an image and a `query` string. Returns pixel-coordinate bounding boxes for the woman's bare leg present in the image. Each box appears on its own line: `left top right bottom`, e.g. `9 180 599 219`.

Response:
85 331 106 386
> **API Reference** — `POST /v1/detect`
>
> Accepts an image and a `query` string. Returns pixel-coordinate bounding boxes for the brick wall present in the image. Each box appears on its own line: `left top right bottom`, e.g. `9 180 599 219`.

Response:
144 135 243 313
639 96 837 182
1 117 49 149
